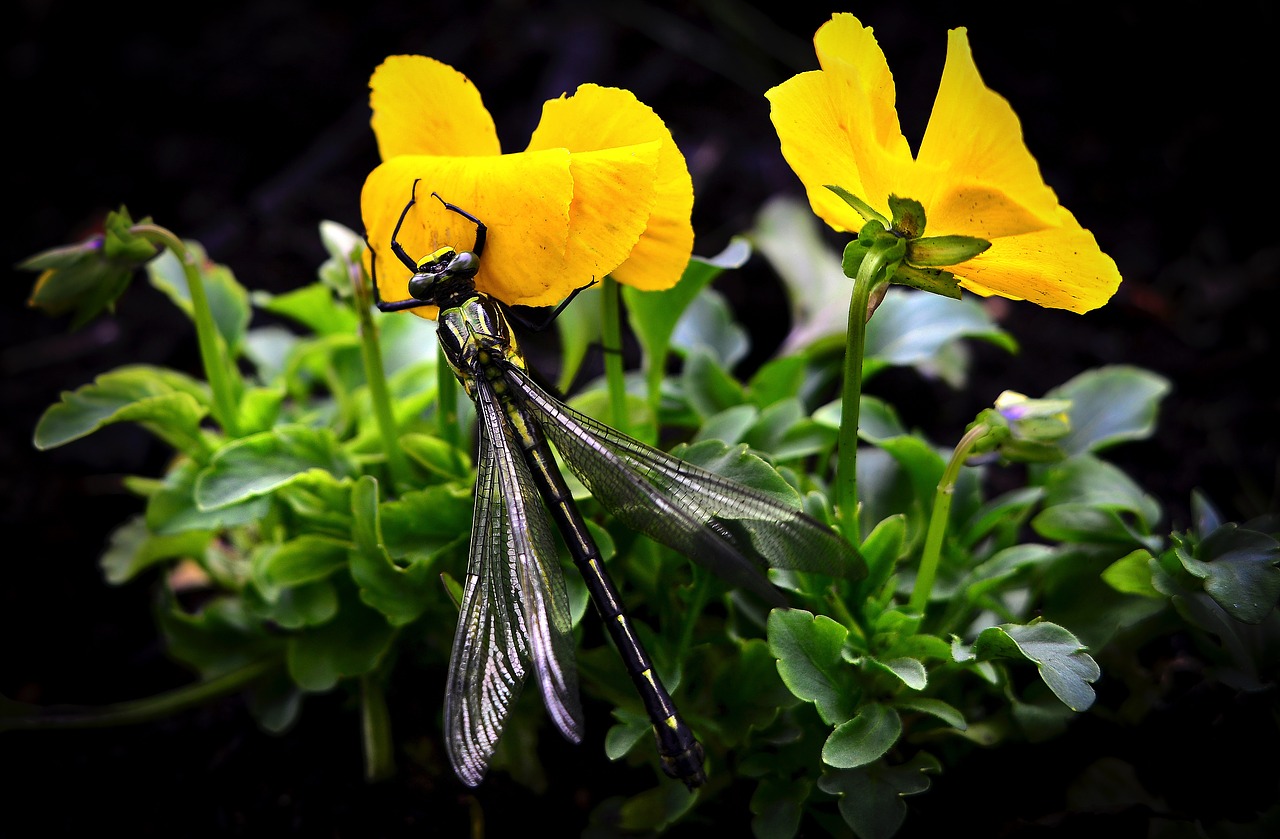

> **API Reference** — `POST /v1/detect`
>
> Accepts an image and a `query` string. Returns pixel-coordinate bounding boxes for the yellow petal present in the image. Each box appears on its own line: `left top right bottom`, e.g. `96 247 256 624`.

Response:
361 153 574 318
953 218 1122 313
560 141 662 291
768 14 914 231
362 144 663 316
767 70 868 233
915 29 1061 235
369 55 501 160
528 84 693 290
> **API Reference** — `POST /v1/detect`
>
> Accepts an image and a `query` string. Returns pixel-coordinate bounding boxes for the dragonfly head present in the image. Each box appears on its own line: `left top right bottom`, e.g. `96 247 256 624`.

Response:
409 247 479 302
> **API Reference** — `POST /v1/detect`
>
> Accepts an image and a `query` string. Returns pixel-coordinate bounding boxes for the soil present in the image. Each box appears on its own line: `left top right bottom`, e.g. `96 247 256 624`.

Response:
4 2 1277 837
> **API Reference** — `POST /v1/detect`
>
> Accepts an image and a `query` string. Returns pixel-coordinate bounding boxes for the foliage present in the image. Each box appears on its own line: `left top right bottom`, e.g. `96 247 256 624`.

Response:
8 195 1277 838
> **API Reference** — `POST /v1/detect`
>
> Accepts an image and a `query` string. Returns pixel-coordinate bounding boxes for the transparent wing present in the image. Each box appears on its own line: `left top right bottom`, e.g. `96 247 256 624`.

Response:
504 366 866 604
444 377 583 786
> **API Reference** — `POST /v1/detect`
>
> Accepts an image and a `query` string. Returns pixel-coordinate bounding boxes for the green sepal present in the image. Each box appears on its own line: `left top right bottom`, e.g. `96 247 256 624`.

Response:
887 195 926 238
890 264 963 299
825 184 888 225
906 234 991 267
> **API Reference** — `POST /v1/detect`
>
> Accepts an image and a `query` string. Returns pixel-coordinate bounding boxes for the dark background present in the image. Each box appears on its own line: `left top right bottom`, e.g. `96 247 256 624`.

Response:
4 1 1277 836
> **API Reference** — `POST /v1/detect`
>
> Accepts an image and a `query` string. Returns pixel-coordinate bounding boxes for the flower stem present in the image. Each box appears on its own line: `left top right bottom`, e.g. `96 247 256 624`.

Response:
833 245 893 546
908 422 989 615
351 258 412 489
0 658 278 731
361 673 396 782
134 224 241 437
601 276 629 435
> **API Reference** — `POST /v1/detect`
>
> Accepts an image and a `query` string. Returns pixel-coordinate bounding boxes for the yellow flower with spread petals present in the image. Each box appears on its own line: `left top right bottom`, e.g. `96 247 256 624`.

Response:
767 13 1121 313
361 55 694 319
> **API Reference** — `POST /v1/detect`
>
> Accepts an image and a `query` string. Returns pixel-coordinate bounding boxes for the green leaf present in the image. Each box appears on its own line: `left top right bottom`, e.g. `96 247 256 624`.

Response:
100 515 211 585
348 475 436 625
680 347 748 418
749 776 811 839
970 622 1100 711
1041 455 1161 526
615 779 699 834
818 752 940 839
34 365 211 455
865 657 927 690
670 439 801 508
251 536 350 601
146 459 271 535
624 238 750 400
822 702 902 769
256 281 361 338
1179 523 1280 623
858 513 906 596
1047 365 1172 455
767 609 856 725
194 424 359 510
250 579 340 630
864 288 1016 381
1032 504 1161 549
157 594 282 679
1101 549 1163 598
892 696 967 730
670 289 750 370
399 432 471 481
749 196 852 356
694 404 758 447
285 590 396 692
235 386 285 436
379 483 475 560
746 354 807 408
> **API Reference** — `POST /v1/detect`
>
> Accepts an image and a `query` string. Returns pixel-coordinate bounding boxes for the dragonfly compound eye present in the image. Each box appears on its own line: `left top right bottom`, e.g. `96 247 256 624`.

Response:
407 273 435 300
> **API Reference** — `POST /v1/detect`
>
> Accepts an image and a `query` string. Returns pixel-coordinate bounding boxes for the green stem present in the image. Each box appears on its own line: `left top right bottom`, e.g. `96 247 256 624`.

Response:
134 224 241 436
0 658 278 731
601 276 629 435
833 247 893 546
360 674 396 782
352 260 412 489
907 423 989 615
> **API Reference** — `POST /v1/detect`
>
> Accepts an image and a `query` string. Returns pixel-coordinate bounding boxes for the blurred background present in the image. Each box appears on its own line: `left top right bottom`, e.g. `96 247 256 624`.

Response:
4 1 1277 835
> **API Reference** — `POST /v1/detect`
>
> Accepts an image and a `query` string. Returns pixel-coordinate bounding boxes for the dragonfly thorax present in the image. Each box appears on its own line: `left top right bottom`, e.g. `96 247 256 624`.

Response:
437 294 525 392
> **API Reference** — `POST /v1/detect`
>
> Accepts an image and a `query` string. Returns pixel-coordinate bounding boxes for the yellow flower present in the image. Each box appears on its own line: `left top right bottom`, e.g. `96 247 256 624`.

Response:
361 55 694 319
766 14 1121 313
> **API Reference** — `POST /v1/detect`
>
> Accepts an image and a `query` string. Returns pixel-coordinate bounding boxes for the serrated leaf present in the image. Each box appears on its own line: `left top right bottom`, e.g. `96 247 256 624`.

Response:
971 622 1100 711
864 288 1016 381
34 365 210 455
892 696 967 730
285 592 396 692
251 536 350 601
348 475 436 625
767 609 855 725
822 702 902 769
194 424 359 510
818 752 940 839
100 515 211 585
1047 365 1171 455
1180 524 1280 623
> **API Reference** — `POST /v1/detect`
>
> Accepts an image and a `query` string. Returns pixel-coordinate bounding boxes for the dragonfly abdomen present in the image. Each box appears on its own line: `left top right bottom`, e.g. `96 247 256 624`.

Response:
504 393 707 788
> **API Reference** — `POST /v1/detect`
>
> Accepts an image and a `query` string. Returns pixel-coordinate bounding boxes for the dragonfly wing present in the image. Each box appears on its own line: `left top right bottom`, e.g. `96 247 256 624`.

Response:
444 377 583 786
505 366 867 601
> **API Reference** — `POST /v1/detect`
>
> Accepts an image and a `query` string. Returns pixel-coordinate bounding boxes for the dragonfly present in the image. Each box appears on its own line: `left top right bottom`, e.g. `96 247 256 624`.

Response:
367 179 866 789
